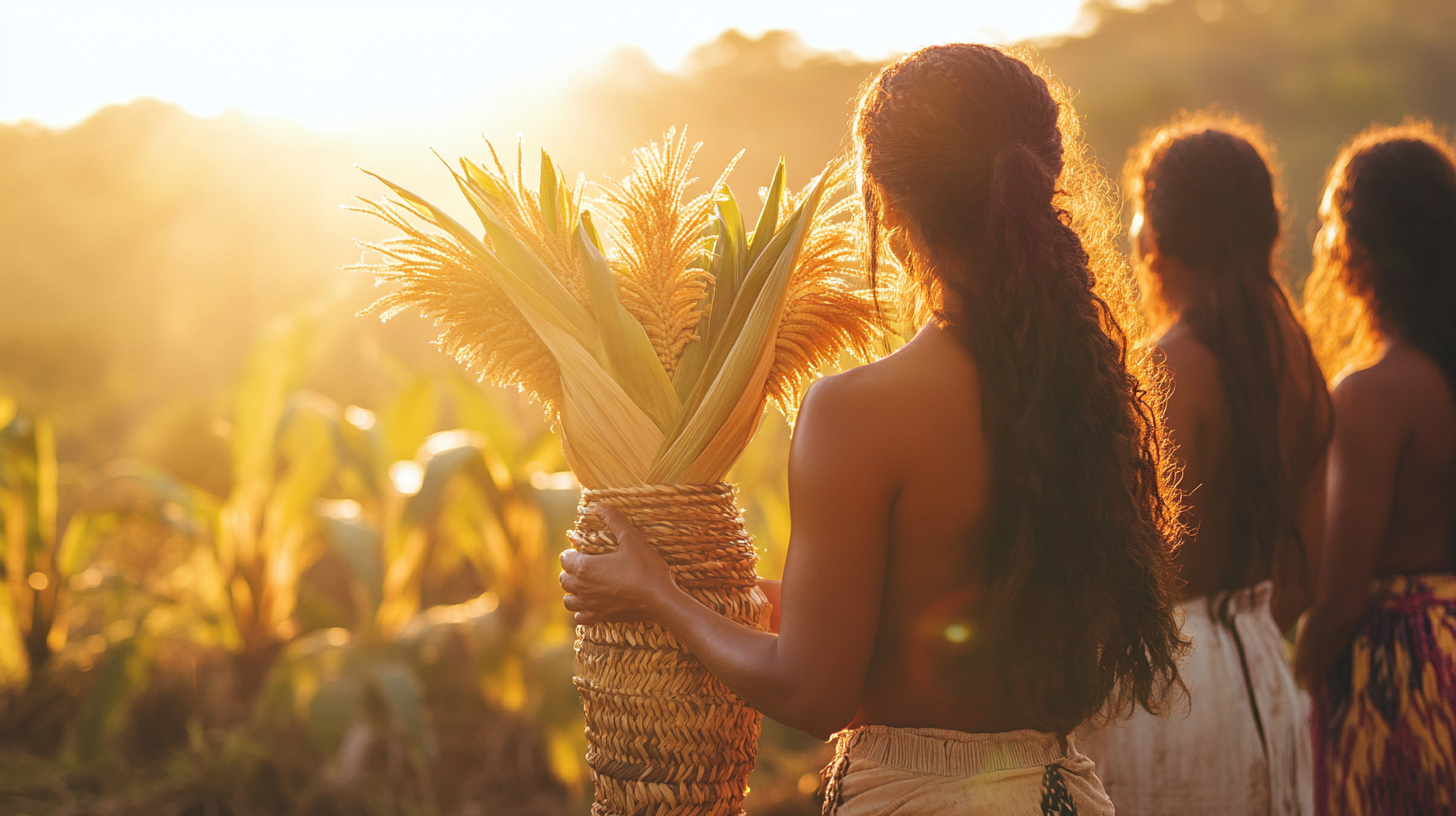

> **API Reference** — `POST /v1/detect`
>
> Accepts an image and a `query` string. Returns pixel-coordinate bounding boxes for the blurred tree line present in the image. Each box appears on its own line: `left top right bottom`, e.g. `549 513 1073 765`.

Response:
0 0 1452 812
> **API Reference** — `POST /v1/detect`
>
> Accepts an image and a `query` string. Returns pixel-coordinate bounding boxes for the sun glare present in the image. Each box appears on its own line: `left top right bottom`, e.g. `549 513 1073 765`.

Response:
0 0 1130 131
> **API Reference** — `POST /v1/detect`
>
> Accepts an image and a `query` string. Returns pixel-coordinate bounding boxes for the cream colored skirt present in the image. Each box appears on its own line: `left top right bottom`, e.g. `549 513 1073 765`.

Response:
823 724 1113 816
1079 581 1312 815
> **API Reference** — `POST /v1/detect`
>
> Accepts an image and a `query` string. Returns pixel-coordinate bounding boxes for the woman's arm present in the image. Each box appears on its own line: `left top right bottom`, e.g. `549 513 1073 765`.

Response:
1293 370 1404 687
559 376 896 738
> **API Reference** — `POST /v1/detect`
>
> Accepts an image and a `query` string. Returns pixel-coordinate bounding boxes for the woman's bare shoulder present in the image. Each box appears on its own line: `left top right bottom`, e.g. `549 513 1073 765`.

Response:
797 326 979 445
814 325 975 397
1336 347 1433 403
1156 324 1221 392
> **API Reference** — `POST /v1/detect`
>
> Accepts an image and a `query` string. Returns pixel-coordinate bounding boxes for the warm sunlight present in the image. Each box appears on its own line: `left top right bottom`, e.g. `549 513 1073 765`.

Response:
0 0 1118 130
4 1 1453 813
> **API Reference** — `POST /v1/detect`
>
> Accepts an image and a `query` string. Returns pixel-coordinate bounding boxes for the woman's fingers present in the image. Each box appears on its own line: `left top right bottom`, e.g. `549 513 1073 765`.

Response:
559 570 586 594
592 504 645 552
560 548 590 576
563 593 587 612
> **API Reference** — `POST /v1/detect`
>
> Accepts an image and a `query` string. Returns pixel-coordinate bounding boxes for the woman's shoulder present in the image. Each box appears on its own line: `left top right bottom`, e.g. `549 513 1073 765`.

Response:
1154 322 1225 425
798 325 981 443
1335 345 1453 428
812 325 977 399
1155 322 1220 382
1336 345 1436 399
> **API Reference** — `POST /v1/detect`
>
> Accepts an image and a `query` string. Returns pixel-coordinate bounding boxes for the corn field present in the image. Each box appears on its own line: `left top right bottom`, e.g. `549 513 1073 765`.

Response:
0 306 831 816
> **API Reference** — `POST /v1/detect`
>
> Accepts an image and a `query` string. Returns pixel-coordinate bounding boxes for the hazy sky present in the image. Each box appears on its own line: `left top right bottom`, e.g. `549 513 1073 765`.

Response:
0 0 1135 131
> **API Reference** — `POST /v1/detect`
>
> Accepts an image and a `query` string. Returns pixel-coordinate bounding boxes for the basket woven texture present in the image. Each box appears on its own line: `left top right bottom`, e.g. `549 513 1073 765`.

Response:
570 483 772 816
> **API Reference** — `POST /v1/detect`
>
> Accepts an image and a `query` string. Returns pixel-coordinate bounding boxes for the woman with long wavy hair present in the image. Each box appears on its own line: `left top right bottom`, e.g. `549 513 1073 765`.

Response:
1080 114 1331 816
558 44 1186 814
1295 123 1456 815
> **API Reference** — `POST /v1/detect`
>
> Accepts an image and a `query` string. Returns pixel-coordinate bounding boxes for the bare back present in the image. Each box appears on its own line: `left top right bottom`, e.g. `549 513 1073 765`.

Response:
1156 304 1331 613
1295 343 1456 685
810 324 1027 733
1341 345 1456 574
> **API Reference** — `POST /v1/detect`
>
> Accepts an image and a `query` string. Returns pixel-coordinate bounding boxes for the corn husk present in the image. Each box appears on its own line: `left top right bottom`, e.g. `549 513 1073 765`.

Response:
355 130 884 488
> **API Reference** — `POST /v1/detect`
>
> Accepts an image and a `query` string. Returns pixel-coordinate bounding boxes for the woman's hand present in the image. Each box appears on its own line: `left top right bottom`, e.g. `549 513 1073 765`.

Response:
559 504 681 625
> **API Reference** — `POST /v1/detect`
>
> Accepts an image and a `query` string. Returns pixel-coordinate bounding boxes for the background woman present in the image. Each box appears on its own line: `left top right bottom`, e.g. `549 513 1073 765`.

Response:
1082 115 1331 816
558 44 1187 815
1296 123 1456 815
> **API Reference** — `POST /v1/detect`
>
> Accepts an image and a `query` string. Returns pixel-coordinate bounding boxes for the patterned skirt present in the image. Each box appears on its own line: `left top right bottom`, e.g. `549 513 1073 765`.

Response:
1311 573 1456 815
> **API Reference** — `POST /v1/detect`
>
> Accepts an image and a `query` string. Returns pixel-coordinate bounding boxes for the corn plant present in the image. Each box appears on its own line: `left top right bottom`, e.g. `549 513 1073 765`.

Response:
354 131 882 490
0 396 216 759
246 356 585 805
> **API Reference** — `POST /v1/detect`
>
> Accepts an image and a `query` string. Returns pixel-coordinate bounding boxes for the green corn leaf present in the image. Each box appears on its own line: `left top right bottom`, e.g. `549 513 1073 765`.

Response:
558 169 577 235
575 214 681 431
672 330 709 402
371 660 429 759
581 208 606 253
720 184 748 282
707 205 741 348
539 150 559 234
650 163 835 483
317 515 384 621
744 159 786 276
675 182 800 427
700 206 806 379
460 158 507 202
72 618 152 764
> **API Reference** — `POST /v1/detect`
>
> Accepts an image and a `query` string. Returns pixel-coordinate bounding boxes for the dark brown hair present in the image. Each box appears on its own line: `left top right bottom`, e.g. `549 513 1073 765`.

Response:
1127 113 1331 593
855 44 1186 732
1306 122 1456 390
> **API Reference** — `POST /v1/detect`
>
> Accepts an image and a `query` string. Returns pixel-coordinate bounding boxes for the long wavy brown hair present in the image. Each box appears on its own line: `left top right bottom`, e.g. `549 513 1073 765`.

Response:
1126 113 1331 594
1305 122 1456 389
854 44 1186 732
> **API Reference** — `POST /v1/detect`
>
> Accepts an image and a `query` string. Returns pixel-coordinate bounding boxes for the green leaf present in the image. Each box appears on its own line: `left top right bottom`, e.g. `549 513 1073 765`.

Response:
539 150 559 234
0 582 29 688
575 214 682 431
445 373 523 469
306 673 363 751
33 417 56 552
712 189 747 344
54 513 99 578
318 516 384 620
72 623 151 764
460 158 506 202
744 159 787 278
650 163 836 482
684 205 807 409
230 314 316 498
581 209 606 254
403 441 491 525
382 378 440 463
371 660 429 758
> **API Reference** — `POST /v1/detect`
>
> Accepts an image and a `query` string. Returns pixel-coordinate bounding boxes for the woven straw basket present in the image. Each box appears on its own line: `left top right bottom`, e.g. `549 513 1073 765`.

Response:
569 483 772 816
